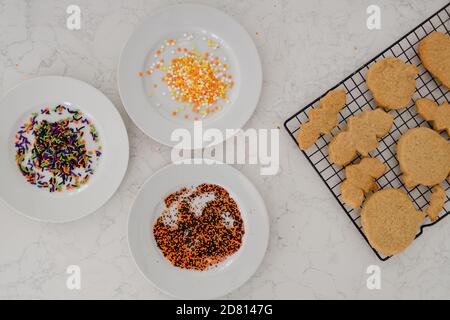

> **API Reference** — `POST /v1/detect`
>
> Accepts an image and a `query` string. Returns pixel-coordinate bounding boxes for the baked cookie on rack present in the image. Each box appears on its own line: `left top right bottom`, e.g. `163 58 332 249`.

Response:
361 189 424 256
366 57 418 110
397 127 450 188
341 157 386 209
418 31 450 89
425 185 447 222
297 90 346 150
415 98 450 135
328 109 394 166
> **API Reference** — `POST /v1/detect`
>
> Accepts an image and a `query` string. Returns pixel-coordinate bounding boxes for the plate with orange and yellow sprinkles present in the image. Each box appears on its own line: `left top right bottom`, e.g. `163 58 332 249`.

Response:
118 4 262 147
128 162 269 299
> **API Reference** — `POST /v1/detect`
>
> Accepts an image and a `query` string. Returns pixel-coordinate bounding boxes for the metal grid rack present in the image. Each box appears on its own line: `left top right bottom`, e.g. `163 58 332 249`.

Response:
284 3 450 261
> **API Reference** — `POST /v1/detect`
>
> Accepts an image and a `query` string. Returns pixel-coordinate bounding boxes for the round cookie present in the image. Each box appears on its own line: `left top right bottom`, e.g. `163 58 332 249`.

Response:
397 127 450 188
366 57 418 110
361 189 424 256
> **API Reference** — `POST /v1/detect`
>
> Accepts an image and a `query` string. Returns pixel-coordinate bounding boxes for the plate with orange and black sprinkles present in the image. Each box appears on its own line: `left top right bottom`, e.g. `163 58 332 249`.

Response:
0 76 129 223
127 162 269 299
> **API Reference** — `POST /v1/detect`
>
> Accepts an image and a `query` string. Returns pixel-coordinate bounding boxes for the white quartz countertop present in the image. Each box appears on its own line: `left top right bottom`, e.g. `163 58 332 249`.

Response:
1 0 449 299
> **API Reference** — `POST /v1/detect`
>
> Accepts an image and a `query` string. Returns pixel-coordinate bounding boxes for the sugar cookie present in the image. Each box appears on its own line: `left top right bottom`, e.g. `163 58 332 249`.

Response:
297 90 346 150
418 31 450 89
416 98 450 135
425 185 447 222
361 189 424 256
328 109 394 166
397 127 450 188
341 157 386 208
366 57 418 110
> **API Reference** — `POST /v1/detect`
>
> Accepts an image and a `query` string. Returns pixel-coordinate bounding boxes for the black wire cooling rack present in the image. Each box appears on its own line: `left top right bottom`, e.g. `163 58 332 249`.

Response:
284 3 450 261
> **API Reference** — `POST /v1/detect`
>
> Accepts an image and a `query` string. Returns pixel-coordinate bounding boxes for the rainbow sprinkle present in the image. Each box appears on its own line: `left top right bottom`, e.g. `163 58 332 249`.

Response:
15 105 102 193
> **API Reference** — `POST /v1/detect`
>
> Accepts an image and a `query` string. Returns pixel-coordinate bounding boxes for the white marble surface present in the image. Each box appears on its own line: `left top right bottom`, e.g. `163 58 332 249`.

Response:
0 0 449 299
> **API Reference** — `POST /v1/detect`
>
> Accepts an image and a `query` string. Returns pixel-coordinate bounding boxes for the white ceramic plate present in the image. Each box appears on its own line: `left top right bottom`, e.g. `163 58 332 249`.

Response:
128 162 269 299
118 4 262 147
0 76 129 223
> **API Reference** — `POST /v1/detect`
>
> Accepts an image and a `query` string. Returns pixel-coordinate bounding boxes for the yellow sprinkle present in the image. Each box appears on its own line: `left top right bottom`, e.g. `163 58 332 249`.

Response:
207 38 219 49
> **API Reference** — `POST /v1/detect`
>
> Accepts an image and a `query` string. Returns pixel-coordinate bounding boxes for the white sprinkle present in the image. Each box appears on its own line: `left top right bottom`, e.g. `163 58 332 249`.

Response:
160 188 194 227
222 211 235 228
190 192 216 216
162 203 179 228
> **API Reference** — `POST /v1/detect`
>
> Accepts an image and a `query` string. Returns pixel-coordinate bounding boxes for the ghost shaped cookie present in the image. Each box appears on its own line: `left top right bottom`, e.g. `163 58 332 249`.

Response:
418 31 450 89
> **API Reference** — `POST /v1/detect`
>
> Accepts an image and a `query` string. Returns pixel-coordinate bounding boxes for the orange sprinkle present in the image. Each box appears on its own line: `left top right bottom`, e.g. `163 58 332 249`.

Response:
153 184 244 271
161 49 233 108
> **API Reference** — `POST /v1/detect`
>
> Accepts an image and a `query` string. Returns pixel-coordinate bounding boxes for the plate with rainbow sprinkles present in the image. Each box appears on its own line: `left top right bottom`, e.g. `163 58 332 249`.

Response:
0 76 129 223
118 4 262 147
128 162 269 299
